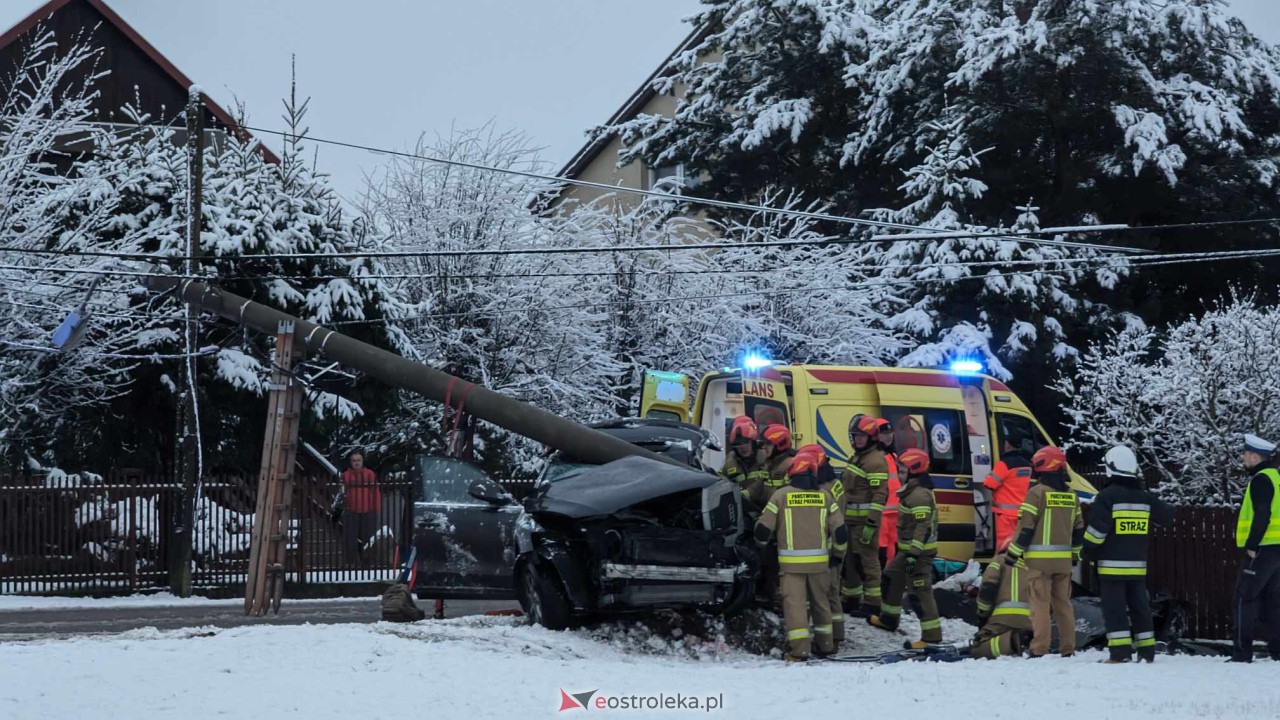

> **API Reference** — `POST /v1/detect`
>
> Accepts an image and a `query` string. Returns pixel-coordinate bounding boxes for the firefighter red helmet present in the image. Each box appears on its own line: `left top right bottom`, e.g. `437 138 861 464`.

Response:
857 416 891 437
899 448 930 476
794 443 827 468
847 413 868 441
761 424 792 453
788 453 817 478
728 416 758 447
1032 446 1068 473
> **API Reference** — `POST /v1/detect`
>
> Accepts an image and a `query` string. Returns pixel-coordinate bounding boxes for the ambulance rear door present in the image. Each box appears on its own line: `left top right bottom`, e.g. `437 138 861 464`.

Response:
741 374 791 433
695 371 790 469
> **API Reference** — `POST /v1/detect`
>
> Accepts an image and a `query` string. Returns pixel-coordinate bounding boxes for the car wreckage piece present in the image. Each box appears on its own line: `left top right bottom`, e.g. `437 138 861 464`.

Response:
514 455 755 630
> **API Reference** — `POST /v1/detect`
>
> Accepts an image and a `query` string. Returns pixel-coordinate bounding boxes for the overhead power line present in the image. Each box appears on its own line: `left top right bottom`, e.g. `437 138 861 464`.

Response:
236 123 1149 256
0 337 219 360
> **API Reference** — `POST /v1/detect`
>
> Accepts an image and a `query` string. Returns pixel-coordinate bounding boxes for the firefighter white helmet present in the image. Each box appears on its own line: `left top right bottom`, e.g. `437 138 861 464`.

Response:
1103 446 1140 478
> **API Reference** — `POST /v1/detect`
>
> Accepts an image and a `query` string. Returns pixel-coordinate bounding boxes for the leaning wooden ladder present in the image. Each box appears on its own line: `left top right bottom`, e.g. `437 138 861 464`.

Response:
245 321 306 615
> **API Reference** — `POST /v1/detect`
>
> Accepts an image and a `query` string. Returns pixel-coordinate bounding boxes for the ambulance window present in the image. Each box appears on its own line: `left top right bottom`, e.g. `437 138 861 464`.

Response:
996 414 1047 456
748 399 788 430
881 407 969 475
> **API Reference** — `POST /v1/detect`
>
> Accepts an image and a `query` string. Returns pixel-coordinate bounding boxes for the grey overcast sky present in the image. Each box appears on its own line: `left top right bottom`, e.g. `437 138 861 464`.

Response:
4 0 1278 201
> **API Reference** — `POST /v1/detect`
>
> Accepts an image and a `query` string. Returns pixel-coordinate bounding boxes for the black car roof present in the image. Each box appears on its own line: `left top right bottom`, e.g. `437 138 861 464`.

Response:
587 418 709 446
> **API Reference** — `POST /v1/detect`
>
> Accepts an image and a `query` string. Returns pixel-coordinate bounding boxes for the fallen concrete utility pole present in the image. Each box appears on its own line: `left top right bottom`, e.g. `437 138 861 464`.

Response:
145 275 682 467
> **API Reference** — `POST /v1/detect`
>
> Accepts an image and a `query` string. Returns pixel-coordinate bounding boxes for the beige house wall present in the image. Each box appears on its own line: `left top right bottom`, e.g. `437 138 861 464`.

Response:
558 91 679 211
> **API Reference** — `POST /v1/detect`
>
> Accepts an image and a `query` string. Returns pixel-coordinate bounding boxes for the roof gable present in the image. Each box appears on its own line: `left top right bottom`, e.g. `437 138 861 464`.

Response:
0 0 278 163
557 24 709 181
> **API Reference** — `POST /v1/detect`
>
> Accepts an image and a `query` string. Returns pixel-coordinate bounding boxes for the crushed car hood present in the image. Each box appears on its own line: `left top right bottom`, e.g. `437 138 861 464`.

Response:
530 455 718 519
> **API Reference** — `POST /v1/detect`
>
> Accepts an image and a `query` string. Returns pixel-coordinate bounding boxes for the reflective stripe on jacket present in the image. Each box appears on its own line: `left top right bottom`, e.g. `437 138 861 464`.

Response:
1008 479 1082 574
895 477 937 558
756 485 845 574
843 447 889 526
976 552 1031 627
1083 480 1173 578
984 453 1032 515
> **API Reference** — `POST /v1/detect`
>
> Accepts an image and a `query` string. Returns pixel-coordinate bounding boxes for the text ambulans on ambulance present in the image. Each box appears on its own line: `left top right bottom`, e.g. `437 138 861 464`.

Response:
640 365 1096 561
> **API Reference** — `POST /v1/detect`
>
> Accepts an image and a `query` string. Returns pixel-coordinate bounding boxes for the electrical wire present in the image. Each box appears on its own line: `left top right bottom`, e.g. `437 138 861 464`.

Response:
0 215 1277 268
238 123 1148 256
0 262 208 280
28 118 1280 255
19 117 1148 255
324 246 1280 327
0 338 219 360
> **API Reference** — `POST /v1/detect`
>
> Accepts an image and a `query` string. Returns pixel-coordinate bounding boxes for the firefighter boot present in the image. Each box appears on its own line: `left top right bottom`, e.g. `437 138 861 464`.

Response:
1137 646 1157 663
868 613 899 632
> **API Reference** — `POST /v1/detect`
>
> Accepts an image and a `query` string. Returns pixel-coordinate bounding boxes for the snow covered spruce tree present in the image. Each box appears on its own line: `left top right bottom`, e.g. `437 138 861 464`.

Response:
1054 296 1280 505
874 111 1125 378
603 0 1280 379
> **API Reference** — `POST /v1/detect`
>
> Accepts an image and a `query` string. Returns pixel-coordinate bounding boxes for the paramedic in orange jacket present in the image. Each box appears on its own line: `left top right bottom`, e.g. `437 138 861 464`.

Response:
984 434 1033 551
879 431 904 565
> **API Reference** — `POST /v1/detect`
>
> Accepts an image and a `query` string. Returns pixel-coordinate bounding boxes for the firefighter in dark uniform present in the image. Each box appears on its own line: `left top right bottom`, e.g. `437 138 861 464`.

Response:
752 424 797 607
755 452 847 661
796 443 848 651
1229 433 1280 663
1081 446 1174 663
843 416 891 616
870 448 943 648
1006 446 1083 657
966 540 1030 659
721 416 768 513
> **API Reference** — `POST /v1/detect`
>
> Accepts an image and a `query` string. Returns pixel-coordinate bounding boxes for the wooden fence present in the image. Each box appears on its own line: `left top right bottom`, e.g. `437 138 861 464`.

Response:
1147 505 1241 640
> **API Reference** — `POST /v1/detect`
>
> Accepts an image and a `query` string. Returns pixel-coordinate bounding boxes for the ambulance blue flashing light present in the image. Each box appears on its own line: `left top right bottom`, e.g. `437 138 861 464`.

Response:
742 353 773 371
949 359 984 376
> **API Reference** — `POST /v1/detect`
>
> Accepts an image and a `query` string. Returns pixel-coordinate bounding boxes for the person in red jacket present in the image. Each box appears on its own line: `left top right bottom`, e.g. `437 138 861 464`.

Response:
984 435 1033 552
342 450 383 562
879 429 904 566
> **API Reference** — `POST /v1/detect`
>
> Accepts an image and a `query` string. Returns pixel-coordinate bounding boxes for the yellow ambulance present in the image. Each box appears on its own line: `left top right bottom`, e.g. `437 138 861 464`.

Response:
640 362 1096 561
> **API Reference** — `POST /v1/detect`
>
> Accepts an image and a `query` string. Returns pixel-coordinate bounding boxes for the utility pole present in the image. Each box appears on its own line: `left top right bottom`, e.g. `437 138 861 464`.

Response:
170 88 204 596
245 322 306 615
144 276 683 469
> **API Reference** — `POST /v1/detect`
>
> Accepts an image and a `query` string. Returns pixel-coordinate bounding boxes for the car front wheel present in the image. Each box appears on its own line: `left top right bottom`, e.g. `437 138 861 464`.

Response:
519 560 572 631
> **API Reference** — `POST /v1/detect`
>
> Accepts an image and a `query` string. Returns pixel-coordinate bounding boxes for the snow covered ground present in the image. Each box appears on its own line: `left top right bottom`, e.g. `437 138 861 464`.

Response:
0 592 378 612
1 613 1275 719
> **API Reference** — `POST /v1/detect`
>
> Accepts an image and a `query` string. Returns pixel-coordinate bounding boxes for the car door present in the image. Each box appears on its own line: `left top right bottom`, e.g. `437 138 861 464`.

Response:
411 456 520 599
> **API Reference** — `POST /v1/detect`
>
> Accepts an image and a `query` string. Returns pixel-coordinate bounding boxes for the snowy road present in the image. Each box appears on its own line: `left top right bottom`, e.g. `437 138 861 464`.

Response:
0 597 517 639
1 615 1276 719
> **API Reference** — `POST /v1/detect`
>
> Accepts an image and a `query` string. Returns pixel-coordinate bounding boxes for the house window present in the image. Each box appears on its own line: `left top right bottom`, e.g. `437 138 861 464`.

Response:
645 163 698 192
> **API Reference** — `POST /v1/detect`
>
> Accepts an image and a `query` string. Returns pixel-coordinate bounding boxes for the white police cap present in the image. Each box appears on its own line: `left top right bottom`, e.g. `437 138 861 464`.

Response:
1244 433 1277 456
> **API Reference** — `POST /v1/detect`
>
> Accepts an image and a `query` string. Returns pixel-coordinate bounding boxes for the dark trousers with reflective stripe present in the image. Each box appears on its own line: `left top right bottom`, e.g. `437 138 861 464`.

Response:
1234 547 1280 660
882 553 941 642
1100 578 1154 662
969 619 1025 659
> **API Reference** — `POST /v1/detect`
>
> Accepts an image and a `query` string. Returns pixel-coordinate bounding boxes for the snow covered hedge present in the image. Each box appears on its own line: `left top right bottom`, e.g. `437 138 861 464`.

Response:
1055 297 1280 505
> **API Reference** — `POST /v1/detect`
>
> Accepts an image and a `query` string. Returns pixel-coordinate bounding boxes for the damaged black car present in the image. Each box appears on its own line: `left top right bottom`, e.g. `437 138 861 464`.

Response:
408 419 757 630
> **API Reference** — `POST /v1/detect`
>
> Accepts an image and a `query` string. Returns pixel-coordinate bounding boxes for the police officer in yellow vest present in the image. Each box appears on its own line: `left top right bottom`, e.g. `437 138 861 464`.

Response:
1230 433 1280 663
